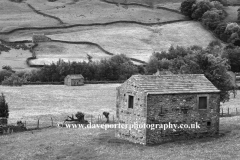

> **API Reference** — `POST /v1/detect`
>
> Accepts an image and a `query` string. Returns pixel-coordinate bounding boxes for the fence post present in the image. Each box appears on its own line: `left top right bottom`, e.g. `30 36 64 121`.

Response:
228 108 229 116
51 117 53 127
222 108 223 116
91 115 92 124
113 115 114 123
37 119 39 129
25 121 27 129
236 108 238 115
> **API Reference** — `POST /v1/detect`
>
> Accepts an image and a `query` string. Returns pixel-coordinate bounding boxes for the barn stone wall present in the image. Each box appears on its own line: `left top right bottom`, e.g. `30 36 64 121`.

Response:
116 80 148 144
64 77 84 86
32 34 51 43
146 93 220 144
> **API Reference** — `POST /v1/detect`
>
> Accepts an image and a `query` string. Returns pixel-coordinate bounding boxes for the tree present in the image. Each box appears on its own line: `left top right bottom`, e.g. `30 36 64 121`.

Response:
210 1 224 10
213 22 230 42
202 9 223 30
222 47 240 72
0 93 9 118
148 44 233 103
191 0 213 20
1 74 24 86
210 0 228 6
225 23 240 35
180 0 196 18
0 70 12 83
238 8 240 21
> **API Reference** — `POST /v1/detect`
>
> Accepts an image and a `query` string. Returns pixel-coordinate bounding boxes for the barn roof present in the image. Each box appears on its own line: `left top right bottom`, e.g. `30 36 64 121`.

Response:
125 74 220 94
65 74 84 79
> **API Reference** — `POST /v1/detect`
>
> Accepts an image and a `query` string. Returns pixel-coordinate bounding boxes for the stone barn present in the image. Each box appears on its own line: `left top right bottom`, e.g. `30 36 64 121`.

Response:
64 75 84 86
116 74 220 145
32 33 51 43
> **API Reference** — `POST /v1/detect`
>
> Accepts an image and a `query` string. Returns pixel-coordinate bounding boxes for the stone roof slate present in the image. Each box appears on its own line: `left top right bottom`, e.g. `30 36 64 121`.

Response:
127 74 220 94
65 74 84 79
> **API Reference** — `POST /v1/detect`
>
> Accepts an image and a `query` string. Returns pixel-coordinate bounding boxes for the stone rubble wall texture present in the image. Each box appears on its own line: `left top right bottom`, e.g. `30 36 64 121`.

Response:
116 79 148 144
146 93 220 145
32 34 51 43
64 76 84 86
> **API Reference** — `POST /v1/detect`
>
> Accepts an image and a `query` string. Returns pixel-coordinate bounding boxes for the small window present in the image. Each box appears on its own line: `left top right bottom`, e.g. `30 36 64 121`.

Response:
207 121 211 127
198 97 207 109
128 95 134 109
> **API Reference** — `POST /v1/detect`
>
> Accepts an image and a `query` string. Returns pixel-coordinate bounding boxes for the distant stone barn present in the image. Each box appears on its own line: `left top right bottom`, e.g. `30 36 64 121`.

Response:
116 74 220 145
64 75 84 86
32 33 51 43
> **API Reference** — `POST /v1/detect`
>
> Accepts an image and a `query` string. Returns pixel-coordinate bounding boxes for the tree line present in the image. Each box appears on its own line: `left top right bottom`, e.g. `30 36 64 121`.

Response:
1 40 238 103
181 0 240 46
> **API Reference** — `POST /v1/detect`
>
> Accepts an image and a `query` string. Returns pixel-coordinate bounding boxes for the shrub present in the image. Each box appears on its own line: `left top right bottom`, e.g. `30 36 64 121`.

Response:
0 70 12 83
1 74 23 86
75 112 85 122
0 93 9 118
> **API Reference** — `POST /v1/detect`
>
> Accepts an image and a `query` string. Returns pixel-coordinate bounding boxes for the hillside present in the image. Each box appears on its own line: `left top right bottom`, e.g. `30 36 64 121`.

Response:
0 0 219 71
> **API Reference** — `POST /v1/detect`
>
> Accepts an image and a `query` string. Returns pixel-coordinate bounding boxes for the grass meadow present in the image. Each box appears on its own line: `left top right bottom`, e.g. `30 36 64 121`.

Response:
0 0 58 32
0 84 120 127
0 85 240 160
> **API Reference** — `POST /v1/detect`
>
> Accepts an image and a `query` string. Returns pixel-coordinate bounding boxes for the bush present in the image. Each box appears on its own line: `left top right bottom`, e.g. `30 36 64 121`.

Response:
75 112 85 122
1 74 24 86
0 70 12 83
0 93 9 118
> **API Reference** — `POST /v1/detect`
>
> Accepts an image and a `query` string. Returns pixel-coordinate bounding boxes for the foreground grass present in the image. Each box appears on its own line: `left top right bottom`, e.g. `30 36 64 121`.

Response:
0 86 240 159
0 116 240 160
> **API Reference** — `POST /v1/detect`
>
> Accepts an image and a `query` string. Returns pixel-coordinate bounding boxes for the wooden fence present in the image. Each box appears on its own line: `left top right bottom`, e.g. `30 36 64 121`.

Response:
220 107 240 117
0 114 117 135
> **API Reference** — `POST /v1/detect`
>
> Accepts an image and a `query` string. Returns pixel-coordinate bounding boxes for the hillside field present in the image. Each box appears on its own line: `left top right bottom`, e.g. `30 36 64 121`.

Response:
30 21 216 65
0 0 219 69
